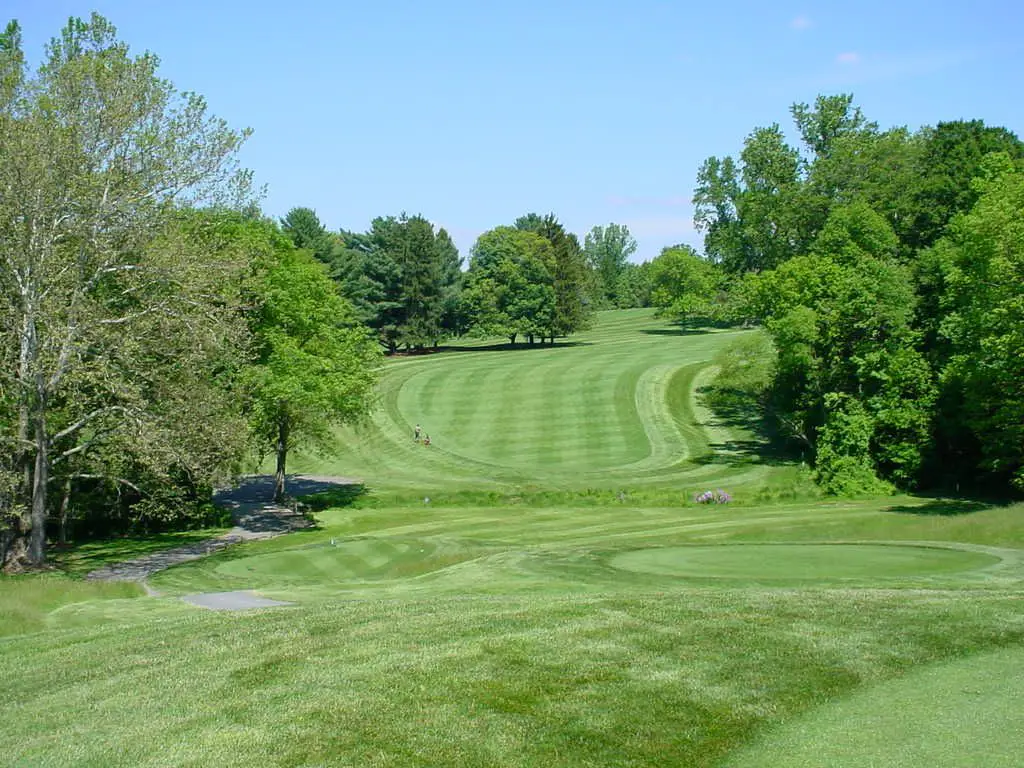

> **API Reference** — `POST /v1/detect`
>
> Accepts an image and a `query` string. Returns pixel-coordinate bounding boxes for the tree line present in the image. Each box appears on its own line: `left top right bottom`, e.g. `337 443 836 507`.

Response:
278 208 663 351
690 95 1024 495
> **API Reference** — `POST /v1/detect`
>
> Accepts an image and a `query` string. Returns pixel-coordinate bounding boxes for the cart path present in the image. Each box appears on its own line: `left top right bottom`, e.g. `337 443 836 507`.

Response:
85 474 358 589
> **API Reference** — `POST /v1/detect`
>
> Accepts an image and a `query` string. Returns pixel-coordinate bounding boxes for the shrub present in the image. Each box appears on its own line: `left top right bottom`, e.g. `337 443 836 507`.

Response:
694 489 732 504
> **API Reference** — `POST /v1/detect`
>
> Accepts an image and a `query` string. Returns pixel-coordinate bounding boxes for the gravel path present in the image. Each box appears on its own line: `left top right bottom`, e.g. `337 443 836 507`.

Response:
85 474 357 591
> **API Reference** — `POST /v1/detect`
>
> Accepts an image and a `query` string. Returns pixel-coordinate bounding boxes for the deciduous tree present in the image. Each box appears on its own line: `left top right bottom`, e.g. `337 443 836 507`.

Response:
0 14 253 568
583 223 637 305
244 223 381 502
464 227 554 345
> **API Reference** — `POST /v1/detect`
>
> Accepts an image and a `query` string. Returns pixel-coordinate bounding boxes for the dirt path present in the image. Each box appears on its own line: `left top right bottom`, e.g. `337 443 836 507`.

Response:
85 474 357 587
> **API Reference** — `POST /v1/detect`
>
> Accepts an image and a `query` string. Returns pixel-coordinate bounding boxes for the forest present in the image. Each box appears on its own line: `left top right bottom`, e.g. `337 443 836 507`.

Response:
1 14 1022 571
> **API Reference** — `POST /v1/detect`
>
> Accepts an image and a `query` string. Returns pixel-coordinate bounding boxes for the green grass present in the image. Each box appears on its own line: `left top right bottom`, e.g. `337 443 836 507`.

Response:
723 645 1024 767
2 309 1023 767
0 574 142 638
291 309 781 493
53 529 229 577
609 543 1002 582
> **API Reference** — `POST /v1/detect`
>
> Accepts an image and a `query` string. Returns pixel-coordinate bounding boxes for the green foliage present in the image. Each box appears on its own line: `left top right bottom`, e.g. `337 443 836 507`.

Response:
0 13 253 566
352 213 460 351
280 207 334 263
244 224 381 497
464 226 556 344
516 213 593 338
934 165 1024 489
813 200 898 264
814 394 892 495
647 245 720 324
611 261 653 308
583 223 637 306
749 206 935 486
791 93 876 159
694 125 807 274
712 331 777 396
435 227 467 338
909 120 1024 251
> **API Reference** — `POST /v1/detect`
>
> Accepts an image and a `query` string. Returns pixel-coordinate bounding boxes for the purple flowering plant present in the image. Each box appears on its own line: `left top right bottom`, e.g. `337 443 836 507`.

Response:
694 489 731 504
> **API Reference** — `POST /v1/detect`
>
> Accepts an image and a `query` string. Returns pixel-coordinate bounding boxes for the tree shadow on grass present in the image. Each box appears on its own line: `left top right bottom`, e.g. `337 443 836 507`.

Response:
640 319 741 337
887 498 995 516
300 484 368 512
412 340 592 354
691 438 796 466
691 385 801 467
640 328 713 337
54 531 222 576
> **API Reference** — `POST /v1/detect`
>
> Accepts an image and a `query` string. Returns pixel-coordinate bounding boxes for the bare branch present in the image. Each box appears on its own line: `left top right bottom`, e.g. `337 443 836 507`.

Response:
50 405 131 444
68 473 145 495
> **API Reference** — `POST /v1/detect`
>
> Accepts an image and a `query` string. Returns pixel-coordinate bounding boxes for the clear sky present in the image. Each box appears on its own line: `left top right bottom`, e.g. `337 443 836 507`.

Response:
7 1 1023 261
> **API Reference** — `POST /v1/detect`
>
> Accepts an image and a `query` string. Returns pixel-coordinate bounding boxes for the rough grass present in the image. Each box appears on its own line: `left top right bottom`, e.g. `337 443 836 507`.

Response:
2 309 1023 767
0 574 142 638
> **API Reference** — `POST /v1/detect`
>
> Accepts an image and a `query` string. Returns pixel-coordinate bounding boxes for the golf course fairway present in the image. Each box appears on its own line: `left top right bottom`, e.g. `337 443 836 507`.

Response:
3 309 1022 767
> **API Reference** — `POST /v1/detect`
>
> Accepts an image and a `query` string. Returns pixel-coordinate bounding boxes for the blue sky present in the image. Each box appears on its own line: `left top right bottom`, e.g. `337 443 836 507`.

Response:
7 1 1023 261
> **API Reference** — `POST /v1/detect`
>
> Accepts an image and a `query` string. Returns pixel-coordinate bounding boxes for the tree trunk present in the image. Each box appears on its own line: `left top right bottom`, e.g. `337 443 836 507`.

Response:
4 308 37 571
274 412 289 503
528 334 534 345
509 333 517 345
58 476 72 545
28 377 48 566
2 404 33 571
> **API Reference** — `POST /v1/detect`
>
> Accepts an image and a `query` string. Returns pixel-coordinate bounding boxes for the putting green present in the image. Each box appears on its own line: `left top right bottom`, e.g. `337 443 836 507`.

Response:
609 543 1000 581
723 645 1024 767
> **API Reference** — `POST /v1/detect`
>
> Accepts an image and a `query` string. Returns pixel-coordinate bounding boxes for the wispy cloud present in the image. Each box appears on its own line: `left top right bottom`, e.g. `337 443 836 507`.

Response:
790 14 813 31
797 48 977 89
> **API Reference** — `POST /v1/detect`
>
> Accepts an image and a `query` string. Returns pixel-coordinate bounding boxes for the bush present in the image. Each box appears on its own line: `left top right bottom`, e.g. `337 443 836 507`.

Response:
694 489 732 504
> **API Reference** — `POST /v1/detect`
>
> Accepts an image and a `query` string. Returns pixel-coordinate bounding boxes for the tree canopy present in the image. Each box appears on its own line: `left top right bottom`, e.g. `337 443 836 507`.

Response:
243 220 381 501
700 94 1024 494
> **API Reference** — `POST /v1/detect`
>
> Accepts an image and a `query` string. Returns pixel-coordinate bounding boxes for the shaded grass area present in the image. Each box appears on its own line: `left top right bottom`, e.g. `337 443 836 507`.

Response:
725 500 1024 549
52 528 229 577
300 483 368 512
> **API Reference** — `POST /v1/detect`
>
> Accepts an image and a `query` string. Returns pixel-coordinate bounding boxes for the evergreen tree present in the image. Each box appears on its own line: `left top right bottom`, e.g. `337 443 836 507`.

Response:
515 213 592 342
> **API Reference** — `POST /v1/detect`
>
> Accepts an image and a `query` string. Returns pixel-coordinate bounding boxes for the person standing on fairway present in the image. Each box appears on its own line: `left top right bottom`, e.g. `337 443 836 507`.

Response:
414 424 422 441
